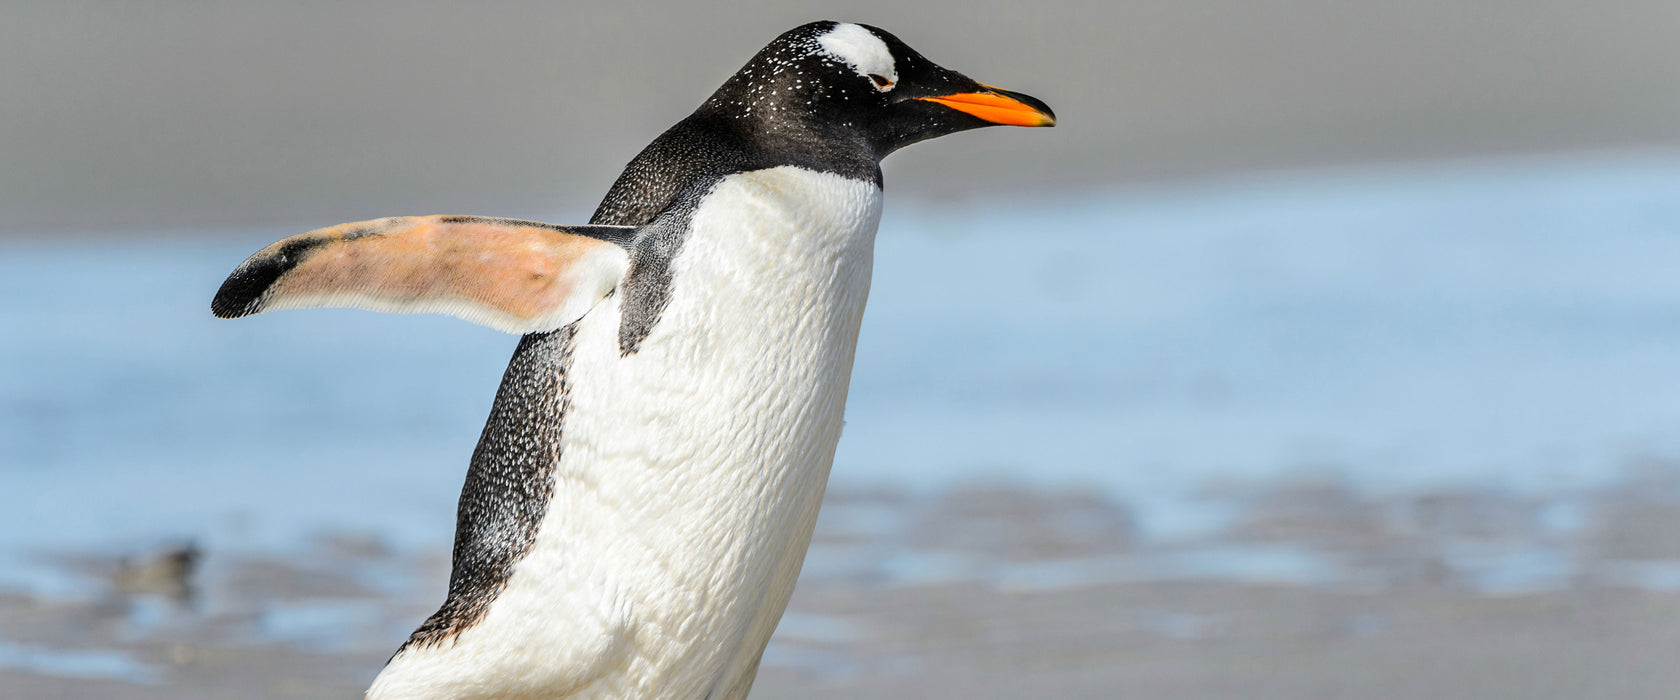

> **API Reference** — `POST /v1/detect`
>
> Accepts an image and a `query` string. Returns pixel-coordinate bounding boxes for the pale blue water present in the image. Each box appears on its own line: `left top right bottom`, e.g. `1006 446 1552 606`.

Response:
0 641 159 683
3 152 1679 590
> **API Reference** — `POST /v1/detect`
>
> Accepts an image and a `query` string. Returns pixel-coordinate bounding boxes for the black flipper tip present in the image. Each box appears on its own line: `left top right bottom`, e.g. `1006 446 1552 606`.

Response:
210 238 316 318
211 264 273 318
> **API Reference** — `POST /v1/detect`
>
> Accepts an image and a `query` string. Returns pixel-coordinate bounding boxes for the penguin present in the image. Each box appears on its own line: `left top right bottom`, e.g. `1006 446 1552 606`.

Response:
213 21 1052 700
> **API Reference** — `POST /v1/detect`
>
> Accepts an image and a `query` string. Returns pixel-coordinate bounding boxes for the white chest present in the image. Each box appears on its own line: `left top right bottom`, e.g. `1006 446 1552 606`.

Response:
373 166 882 699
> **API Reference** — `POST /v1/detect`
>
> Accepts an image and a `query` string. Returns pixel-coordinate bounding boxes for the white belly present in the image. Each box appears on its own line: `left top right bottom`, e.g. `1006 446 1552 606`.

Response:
370 166 882 699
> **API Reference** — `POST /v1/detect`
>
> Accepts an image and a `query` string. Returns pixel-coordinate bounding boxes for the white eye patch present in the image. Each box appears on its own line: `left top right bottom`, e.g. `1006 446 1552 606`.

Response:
816 22 898 91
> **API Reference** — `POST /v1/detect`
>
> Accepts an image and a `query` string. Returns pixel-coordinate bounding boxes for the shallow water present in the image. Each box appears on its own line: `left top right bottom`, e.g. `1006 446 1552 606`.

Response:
0 640 160 684
3 152 1680 590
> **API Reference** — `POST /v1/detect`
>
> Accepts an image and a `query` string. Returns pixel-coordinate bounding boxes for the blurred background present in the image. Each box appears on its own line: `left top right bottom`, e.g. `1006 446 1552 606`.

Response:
4 1 1680 697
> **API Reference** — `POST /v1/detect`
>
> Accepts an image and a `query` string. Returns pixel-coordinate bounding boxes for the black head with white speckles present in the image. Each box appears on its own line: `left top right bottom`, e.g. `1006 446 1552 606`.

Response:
593 22 1055 353
697 21 1055 163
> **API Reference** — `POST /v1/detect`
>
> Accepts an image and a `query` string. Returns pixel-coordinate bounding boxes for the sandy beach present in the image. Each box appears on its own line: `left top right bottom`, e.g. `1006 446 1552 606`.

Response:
5 1 1680 231
9 469 1680 699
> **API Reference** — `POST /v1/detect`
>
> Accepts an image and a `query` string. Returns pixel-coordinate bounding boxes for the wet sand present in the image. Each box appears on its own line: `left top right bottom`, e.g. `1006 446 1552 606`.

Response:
8 466 1680 698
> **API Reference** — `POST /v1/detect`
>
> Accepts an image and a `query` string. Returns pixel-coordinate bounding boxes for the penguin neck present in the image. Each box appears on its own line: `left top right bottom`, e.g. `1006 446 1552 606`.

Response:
690 109 884 186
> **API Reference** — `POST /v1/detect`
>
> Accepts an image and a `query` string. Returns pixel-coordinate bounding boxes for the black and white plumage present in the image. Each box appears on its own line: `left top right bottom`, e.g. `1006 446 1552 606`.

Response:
213 21 1052 700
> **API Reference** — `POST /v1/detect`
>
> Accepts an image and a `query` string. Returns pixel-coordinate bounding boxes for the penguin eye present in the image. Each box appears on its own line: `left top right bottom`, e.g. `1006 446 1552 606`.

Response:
867 74 894 89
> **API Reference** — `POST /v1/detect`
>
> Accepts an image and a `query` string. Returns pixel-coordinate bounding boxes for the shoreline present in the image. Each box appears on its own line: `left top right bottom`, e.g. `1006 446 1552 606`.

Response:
5 144 1680 240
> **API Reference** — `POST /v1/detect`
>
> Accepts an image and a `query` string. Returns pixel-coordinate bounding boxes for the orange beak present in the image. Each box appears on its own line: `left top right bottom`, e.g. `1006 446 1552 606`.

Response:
917 84 1056 127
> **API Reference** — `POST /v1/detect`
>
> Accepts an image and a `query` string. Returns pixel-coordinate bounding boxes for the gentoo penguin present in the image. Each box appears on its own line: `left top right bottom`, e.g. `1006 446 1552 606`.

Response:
213 21 1052 699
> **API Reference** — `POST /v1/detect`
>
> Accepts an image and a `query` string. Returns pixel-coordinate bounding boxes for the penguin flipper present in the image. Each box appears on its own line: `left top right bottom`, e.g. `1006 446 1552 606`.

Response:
212 215 635 334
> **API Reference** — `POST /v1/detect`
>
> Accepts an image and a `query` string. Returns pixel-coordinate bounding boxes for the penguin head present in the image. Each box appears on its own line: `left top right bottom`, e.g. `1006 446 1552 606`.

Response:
698 21 1054 159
